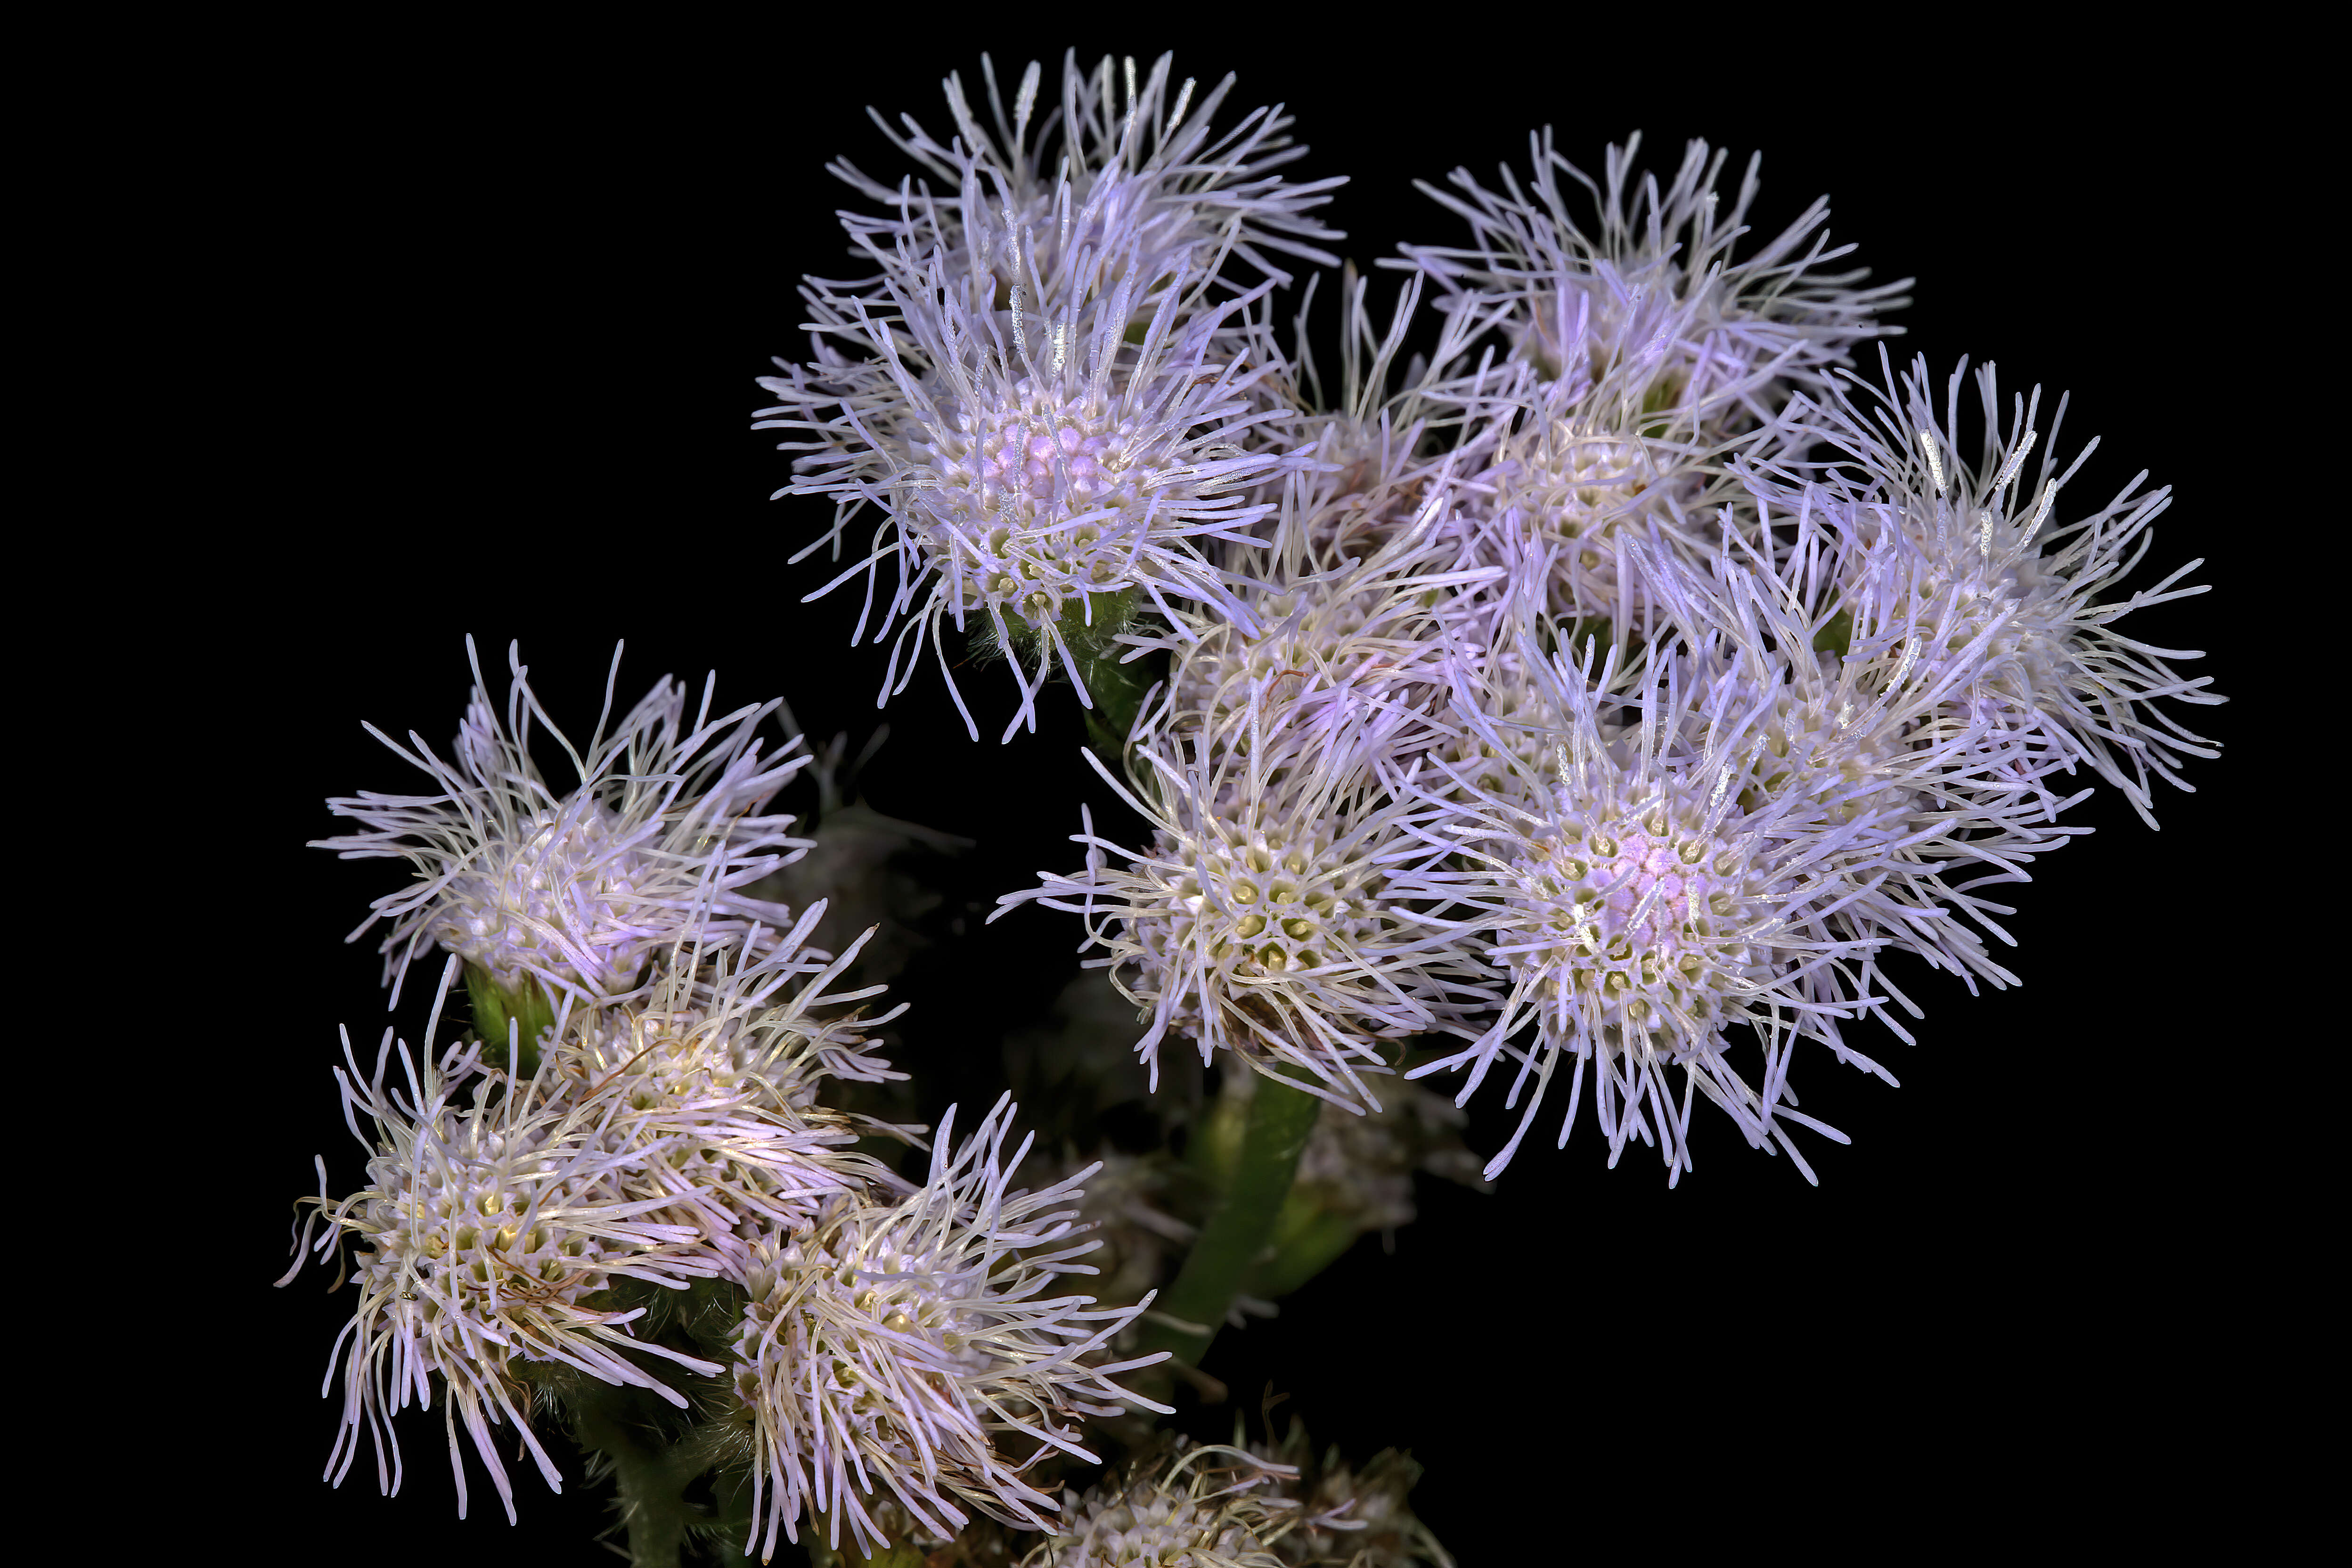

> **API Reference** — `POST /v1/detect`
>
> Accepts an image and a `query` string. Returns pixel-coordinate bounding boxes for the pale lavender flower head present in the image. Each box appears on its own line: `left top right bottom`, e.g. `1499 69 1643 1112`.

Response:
1397 131 1910 435
1445 364 1754 631
731 1095 1169 1561
761 229 1298 740
1650 516 2100 1019
1398 634 1907 1183
539 912 914 1278
1741 351 2222 828
315 638 809 1007
759 53 1345 739
1146 495 1501 766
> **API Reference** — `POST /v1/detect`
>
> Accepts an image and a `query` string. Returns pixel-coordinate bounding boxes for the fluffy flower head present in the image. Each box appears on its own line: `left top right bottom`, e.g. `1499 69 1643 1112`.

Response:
732 1096 1168 1560
1025 1442 1298 1568
1744 352 2221 826
316 638 809 1005
1400 131 1908 433
281 978 727 1524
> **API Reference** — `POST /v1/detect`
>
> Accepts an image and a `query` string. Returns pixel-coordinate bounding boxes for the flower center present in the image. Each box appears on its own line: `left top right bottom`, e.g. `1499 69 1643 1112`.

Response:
1515 800 1767 1031
925 379 1146 622
429 801 650 992
1159 825 1375 978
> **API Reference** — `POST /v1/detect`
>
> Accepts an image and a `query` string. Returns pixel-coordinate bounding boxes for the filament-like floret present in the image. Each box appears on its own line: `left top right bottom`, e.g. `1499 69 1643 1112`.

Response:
1399 131 1908 434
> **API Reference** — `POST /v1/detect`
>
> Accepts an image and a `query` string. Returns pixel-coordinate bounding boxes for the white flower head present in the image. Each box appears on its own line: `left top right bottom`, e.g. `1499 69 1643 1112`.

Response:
1746 351 2222 827
1399 131 1909 434
999 713 1489 1115
316 638 811 1008
540 913 915 1279
732 1095 1169 1561
279 968 727 1525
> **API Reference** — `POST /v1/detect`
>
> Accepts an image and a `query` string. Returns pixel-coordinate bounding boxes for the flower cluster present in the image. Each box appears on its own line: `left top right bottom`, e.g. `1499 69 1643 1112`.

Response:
751 55 2236 1182
286 646 1170 1557
279 45 2218 1568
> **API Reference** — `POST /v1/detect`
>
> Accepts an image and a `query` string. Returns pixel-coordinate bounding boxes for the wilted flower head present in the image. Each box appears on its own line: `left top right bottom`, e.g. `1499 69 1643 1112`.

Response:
1249 1420 1454 1568
1010 1143 1194 1314
1286 1074 1489 1243
731 1095 1169 1560
315 638 809 1007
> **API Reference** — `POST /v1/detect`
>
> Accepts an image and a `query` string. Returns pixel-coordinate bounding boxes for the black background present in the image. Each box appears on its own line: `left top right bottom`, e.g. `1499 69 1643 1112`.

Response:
210 26 2274 1565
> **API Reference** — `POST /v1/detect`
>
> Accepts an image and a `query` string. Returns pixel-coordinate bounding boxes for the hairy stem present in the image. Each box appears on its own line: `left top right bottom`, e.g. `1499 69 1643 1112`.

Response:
526 1356 717 1568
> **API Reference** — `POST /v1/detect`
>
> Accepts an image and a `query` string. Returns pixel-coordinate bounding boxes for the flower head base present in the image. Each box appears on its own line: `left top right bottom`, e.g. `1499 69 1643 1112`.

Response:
732 1096 1169 1561
316 639 810 1007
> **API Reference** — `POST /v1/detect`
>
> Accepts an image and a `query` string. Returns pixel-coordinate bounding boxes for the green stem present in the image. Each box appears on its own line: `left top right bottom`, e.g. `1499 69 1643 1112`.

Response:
1078 645 1157 759
463 963 557 1078
1134 1072 1322 1370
